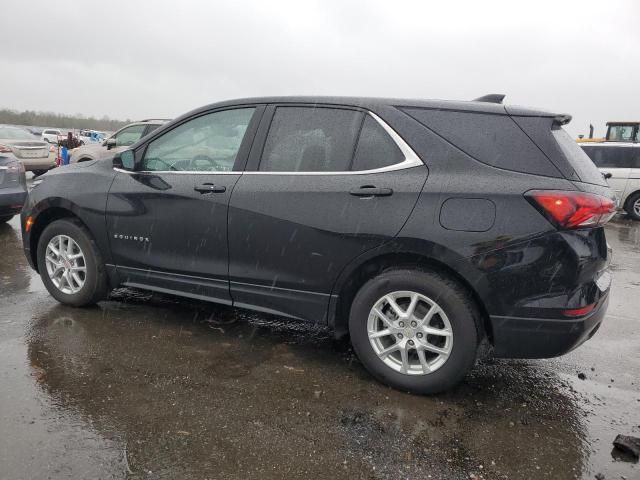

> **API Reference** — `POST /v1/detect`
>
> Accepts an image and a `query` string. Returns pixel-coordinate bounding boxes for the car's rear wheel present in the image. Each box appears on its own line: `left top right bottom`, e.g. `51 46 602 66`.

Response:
625 192 640 221
0 215 13 223
349 269 480 394
37 219 108 306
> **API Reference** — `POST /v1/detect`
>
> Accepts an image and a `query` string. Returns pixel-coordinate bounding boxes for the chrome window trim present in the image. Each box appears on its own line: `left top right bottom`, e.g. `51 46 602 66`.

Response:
249 112 423 175
114 111 424 176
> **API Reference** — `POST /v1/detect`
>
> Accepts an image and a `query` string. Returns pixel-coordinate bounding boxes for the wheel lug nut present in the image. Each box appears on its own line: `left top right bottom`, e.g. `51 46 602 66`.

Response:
411 321 417 327
397 333 403 339
408 340 414 346
399 321 405 327
417 332 423 338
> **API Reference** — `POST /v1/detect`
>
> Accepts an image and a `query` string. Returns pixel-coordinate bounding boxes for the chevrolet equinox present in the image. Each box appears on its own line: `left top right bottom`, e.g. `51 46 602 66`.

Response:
21 95 615 393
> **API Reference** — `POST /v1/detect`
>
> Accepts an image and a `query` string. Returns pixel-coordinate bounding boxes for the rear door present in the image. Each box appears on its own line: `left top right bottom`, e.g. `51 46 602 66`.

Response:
227 105 428 322
582 145 631 202
105 106 260 303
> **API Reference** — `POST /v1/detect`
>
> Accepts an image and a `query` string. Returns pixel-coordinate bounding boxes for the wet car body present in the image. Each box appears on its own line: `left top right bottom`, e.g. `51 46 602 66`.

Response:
21 96 615 391
0 155 27 222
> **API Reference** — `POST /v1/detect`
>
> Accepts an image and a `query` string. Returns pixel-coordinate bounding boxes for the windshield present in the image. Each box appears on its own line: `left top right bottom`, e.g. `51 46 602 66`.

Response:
0 126 38 140
607 125 636 142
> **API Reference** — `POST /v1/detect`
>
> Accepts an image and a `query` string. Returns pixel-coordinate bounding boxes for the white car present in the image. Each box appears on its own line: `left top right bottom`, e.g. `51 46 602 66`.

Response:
69 120 168 163
581 142 640 220
41 129 64 144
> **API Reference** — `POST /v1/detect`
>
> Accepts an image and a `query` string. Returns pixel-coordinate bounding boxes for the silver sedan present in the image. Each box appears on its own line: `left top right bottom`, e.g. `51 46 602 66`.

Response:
0 125 56 176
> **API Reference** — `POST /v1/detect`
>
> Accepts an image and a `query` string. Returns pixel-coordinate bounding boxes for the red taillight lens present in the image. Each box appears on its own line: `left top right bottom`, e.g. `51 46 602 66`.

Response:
0 144 13 153
526 190 616 229
563 304 596 317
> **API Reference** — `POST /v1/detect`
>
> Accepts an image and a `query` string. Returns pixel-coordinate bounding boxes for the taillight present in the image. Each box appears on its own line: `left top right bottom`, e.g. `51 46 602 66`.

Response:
526 190 616 229
7 161 24 173
0 144 12 153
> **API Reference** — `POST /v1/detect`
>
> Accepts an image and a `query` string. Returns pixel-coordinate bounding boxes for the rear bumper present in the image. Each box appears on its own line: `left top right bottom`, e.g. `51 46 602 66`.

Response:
490 293 609 358
21 156 57 171
0 187 27 216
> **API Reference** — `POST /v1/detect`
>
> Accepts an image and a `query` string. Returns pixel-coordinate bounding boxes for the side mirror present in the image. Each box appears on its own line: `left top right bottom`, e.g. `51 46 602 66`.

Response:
105 138 117 150
603 172 613 180
113 150 135 171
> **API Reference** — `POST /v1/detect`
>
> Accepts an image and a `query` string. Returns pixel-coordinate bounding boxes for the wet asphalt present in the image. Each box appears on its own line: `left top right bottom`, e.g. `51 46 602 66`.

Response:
1 213 639 480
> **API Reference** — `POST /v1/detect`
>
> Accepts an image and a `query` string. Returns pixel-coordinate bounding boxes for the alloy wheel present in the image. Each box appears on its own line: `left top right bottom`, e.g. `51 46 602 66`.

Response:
367 291 453 375
45 235 87 295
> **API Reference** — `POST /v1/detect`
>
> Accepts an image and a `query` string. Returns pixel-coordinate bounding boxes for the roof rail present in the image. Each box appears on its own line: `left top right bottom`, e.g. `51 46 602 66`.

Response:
472 94 506 104
138 118 172 122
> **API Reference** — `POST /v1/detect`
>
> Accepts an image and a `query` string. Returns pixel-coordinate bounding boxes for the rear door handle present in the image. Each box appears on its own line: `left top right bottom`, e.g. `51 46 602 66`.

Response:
194 183 226 194
349 186 393 197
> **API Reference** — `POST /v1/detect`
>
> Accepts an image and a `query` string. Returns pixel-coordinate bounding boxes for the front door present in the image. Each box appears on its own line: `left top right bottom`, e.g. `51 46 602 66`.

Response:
105 107 259 303
228 106 428 321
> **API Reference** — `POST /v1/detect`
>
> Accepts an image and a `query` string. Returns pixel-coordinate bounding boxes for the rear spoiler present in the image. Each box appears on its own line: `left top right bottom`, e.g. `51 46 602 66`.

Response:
553 114 572 126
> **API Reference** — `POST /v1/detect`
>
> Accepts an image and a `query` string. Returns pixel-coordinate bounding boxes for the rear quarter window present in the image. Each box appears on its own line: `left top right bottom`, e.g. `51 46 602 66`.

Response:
402 108 561 177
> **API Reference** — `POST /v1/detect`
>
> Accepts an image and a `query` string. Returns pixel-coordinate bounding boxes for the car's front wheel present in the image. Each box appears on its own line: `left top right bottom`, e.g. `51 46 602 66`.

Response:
349 269 480 394
37 219 108 306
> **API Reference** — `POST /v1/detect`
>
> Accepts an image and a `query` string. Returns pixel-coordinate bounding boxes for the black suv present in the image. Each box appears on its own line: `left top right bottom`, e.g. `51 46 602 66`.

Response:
21 96 615 393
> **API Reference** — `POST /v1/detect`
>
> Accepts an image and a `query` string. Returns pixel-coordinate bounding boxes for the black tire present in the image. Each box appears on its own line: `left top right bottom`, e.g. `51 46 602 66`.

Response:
32 170 46 177
625 192 640 221
349 269 481 394
0 215 13 223
36 219 108 306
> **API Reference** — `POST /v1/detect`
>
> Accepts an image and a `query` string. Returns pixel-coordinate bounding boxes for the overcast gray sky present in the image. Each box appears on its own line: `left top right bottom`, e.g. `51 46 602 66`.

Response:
3 0 639 137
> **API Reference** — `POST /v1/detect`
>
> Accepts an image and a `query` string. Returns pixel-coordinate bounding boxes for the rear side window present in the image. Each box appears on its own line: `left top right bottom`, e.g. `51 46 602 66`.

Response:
260 107 363 172
351 116 404 171
402 108 561 177
582 146 640 168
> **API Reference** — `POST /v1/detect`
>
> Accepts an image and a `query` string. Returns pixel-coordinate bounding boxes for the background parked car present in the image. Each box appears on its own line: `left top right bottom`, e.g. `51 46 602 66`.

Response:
581 142 640 220
69 120 168 163
78 130 107 145
0 151 27 223
0 125 56 176
41 129 64 144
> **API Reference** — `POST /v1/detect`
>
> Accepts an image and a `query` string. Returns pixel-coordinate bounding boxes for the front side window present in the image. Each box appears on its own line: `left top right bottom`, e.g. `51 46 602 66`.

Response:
114 125 146 147
259 107 363 172
142 108 255 172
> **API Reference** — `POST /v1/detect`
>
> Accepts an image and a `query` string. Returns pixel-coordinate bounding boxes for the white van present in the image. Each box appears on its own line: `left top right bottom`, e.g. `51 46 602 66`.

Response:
581 142 640 220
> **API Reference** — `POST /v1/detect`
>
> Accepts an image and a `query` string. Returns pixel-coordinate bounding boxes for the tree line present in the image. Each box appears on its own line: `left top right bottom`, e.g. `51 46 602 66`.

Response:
0 108 131 132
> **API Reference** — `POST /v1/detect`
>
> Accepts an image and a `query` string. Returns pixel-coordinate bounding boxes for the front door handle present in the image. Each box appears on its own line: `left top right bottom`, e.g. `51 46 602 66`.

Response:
349 186 394 197
194 183 226 194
